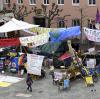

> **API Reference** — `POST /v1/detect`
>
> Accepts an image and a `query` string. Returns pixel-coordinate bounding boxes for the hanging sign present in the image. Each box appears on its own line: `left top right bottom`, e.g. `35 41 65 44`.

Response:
30 27 51 34
20 33 49 47
84 27 100 42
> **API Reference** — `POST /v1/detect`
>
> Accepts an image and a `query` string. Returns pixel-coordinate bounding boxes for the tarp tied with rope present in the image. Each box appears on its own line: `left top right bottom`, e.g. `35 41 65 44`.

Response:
49 26 81 43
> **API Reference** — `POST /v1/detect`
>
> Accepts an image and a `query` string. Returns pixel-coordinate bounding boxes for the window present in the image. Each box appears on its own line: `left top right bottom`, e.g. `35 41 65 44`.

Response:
17 0 23 4
58 20 65 28
43 0 49 4
88 19 96 29
4 0 10 3
72 0 79 5
57 17 65 27
57 0 64 4
19 16 24 21
72 19 80 26
29 0 36 5
88 0 96 5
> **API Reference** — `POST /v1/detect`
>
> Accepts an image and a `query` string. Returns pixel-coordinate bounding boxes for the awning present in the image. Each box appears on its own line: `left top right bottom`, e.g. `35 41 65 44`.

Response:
0 18 39 33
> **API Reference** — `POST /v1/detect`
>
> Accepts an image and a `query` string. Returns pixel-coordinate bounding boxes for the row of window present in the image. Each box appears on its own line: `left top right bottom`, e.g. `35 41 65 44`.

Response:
4 0 96 5
58 19 95 28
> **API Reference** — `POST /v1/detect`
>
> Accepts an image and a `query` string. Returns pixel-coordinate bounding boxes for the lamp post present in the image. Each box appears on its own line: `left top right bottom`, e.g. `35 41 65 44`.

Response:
80 8 83 52
78 6 89 52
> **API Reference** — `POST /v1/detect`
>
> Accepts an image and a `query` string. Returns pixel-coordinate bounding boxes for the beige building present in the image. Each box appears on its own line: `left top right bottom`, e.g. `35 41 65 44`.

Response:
0 0 100 28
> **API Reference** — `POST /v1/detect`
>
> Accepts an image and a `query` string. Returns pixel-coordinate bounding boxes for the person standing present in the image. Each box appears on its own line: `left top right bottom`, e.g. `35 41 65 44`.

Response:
26 74 33 92
18 54 25 77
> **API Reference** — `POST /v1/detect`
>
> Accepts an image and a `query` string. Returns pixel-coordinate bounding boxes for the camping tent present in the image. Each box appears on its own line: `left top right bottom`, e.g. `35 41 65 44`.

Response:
0 18 39 33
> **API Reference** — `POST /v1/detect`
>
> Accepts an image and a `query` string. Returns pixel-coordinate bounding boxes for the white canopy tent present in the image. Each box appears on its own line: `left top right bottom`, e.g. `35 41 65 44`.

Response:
0 18 39 33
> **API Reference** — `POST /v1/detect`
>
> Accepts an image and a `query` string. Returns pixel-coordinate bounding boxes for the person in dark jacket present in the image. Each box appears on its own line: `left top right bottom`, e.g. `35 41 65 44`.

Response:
26 73 33 92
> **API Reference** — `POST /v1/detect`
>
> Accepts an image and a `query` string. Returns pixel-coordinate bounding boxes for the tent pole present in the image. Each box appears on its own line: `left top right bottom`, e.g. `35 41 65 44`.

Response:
20 45 22 52
5 32 8 38
23 46 27 53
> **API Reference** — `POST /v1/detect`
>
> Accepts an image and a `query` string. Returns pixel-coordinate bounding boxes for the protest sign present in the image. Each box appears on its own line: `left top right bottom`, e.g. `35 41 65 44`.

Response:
86 59 96 68
20 33 49 47
27 54 44 75
84 27 100 42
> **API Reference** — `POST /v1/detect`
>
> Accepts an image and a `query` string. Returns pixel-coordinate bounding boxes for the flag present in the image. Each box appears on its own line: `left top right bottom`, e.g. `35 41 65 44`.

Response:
18 54 24 65
96 8 100 23
58 53 71 61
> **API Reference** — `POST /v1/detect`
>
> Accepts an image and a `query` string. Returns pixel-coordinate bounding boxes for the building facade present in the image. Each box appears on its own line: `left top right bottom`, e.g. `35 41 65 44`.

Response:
1 0 100 28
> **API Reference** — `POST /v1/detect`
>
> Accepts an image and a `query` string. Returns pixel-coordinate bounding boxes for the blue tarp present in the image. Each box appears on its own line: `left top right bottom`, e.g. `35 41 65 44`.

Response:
49 26 81 43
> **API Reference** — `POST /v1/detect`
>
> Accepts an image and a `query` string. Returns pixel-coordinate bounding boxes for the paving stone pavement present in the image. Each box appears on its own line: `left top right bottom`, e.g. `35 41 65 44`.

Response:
0 71 100 99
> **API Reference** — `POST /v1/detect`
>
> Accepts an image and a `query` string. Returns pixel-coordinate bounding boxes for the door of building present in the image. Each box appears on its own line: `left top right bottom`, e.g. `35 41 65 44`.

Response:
34 17 46 27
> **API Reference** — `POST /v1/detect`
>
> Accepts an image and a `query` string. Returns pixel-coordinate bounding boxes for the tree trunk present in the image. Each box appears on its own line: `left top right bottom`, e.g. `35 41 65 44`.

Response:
48 19 51 28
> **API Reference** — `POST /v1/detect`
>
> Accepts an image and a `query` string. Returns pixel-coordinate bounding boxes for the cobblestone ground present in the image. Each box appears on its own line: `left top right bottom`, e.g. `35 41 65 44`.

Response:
0 70 100 99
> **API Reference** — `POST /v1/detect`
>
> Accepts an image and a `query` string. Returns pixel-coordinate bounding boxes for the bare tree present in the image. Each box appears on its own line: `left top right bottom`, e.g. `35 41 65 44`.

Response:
41 3 63 28
11 3 36 20
0 3 36 20
0 3 37 37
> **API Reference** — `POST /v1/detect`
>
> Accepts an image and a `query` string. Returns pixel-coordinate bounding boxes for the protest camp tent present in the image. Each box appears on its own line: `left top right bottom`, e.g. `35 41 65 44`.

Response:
0 18 39 47
48 26 81 68
36 42 61 58
0 18 39 33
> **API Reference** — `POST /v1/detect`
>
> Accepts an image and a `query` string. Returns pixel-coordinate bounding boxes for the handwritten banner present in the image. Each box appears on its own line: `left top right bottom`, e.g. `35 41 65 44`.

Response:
84 27 100 42
30 27 51 34
19 33 49 47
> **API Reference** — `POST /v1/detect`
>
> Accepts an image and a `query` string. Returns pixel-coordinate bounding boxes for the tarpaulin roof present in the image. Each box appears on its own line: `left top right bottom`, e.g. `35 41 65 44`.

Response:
49 26 81 43
0 18 39 33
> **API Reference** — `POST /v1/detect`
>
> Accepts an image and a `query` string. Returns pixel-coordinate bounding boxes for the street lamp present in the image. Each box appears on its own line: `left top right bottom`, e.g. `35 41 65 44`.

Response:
80 8 83 52
78 7 88 52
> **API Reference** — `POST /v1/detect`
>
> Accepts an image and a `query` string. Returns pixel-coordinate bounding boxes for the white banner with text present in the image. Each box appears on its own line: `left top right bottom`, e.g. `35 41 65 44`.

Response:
27 54 44 75
84 27 100 42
